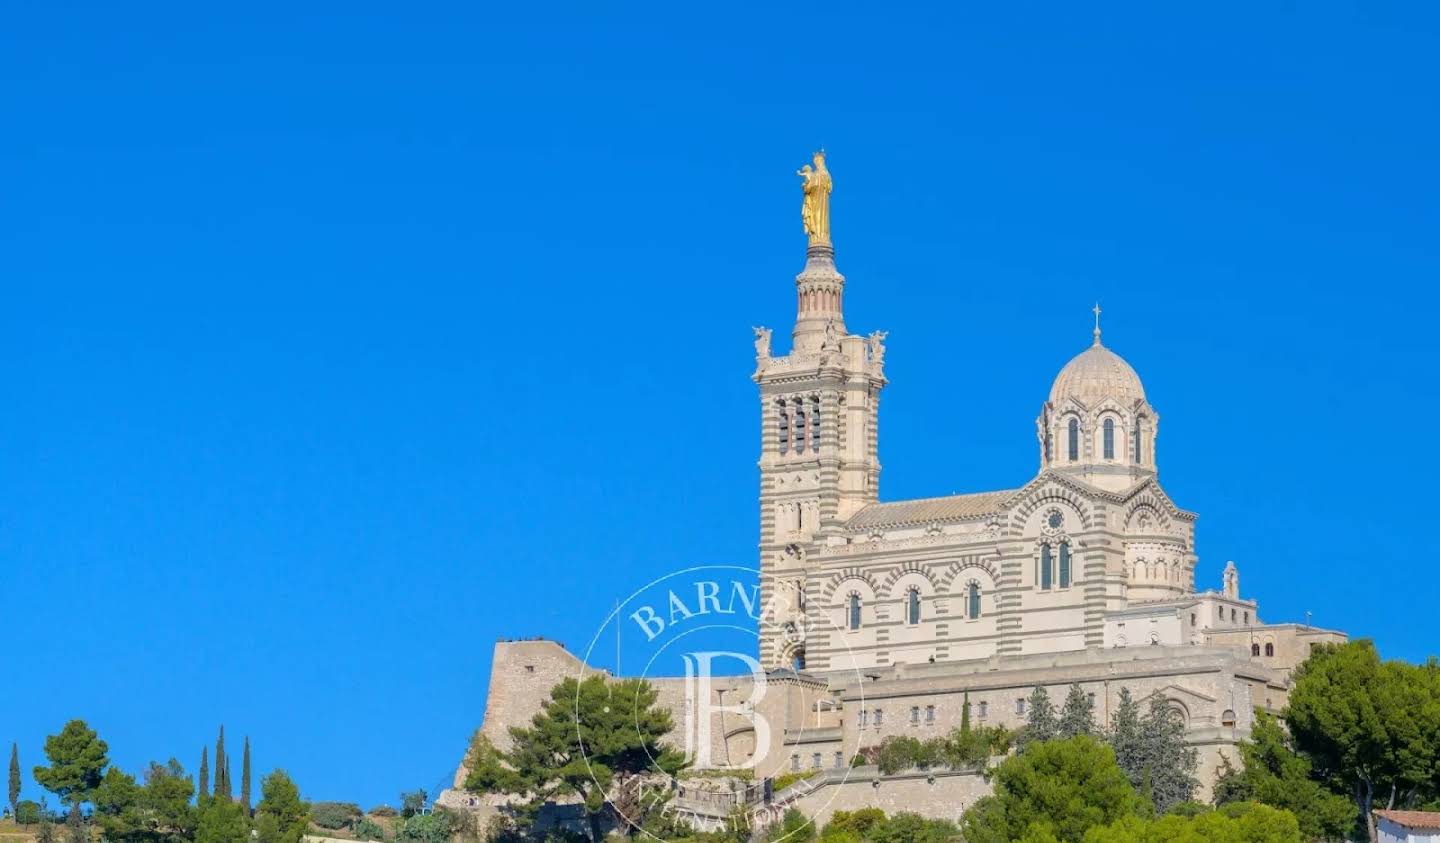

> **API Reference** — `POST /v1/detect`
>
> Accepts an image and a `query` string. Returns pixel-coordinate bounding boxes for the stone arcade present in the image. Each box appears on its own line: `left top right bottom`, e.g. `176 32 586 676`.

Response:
439 155 1345 828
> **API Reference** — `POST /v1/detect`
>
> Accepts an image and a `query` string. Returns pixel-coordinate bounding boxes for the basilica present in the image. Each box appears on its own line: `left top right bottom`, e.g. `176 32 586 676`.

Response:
441 155 1345 828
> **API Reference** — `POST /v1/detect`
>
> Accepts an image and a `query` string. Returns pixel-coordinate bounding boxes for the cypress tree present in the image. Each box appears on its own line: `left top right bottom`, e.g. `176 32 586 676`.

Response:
960 691 971 734
1021 685 1057 746
1057 683 1097 738
8 743 19 820
198 747 209 799
240 738 250 814
215 726 229 801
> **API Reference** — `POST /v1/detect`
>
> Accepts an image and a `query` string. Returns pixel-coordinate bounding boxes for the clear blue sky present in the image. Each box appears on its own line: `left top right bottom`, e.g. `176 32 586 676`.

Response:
3 0 1437 810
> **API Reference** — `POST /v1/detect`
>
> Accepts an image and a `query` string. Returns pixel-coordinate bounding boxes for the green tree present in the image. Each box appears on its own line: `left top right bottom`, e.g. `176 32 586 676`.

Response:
254 770 308 843
961 735 1142 843
195 797 249 843
1138 694 1198 814
464 675 687 841
960 692 972 734
1285 640 1440 842
197 748 208 801
1212 710 1354 842
1022 686 1058 747
763 808 815 843
33 721 109 807
399 790 426 819
213 728 230 803
9 743 20 819
93 760 196 843
310 802 363 830
867 813 958 843
1082 802 1303 843
1107 688 1143 789
819 808 885 842
16 800 42 826
239 739 250 815
1058 685 1097 739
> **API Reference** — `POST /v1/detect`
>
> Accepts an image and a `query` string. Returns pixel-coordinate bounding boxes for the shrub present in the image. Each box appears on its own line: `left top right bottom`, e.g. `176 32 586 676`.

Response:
770 770 818 793
369 805 399 818
354 818 386 841
15 800 41 826
312 802 363 830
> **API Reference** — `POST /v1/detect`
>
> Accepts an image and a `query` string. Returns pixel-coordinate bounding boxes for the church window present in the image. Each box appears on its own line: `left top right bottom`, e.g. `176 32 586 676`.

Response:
978 701 988 718
967 582 982 618
910 706 920 724
858 709 868 727
1044 432 1053 463
793 403 807 454
1251 643 1260 657
1134 419 1145 464
1222 710 1237 727
874 709 883 726
1016 698 1026 715
1103 418 1115 459
1265 643 1274 657
793 648 806 671
834 751 845 769
848 594 862 630
1243 611 1249 625
1059 542 1072 588
906 587 921 625
926 705 935 723
1067 419 1080 461
812 752 822 769
1040 545 1053 590
810 396 822 452
778 402 790 455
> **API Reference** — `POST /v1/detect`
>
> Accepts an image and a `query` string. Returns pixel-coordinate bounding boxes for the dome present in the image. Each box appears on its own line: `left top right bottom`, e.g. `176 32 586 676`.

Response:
1048 340 1146 407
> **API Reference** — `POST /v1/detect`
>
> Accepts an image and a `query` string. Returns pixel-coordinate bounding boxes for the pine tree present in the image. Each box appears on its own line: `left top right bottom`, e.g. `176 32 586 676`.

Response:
1057 684 1096 738
240 738 251 814
960 691 972 734
1020 685 1057 747
199 747 209 800
9 743 20 820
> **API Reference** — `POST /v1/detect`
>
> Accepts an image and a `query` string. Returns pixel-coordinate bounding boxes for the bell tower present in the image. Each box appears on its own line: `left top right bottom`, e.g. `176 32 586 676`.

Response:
752 152 887 668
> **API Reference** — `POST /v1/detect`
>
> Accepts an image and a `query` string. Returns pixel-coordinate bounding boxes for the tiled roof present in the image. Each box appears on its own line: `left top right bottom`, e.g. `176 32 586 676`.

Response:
845 490 1017 530
1376 811 1440 831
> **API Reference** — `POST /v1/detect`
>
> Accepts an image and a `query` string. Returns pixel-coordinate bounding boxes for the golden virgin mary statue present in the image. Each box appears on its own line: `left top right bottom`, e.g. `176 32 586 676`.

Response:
797 150 832 246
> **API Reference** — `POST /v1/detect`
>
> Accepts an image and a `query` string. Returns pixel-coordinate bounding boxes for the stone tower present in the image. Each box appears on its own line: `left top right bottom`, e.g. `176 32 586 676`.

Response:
752 233 887 669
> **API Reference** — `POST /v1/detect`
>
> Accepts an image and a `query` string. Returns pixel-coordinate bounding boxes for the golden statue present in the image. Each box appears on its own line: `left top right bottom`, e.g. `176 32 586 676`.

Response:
797 150 832 246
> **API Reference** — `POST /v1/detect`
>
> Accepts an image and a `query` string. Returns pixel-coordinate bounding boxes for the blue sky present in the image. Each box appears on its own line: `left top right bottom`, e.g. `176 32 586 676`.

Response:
3 0 1437 809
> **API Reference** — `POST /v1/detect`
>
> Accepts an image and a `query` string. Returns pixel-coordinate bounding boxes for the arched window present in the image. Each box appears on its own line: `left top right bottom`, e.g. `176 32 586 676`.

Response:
1103 418 1115 459
1067 418 1080 461
1221 709 1237 727
1264 642 1274 657
1134 418 1145 464
1251 643 1261 657
809 396 822 452
1059 542 1072 588
793 403 807 454
906 588 921 625
1040 545 1053 590
793 648 807 671
967 582 982 618
1044 432 1053 463
778 401 791 455
848 594 861 630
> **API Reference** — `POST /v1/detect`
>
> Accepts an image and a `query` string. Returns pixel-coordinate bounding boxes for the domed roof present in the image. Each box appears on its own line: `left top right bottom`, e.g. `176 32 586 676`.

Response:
1048 337 1146 407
